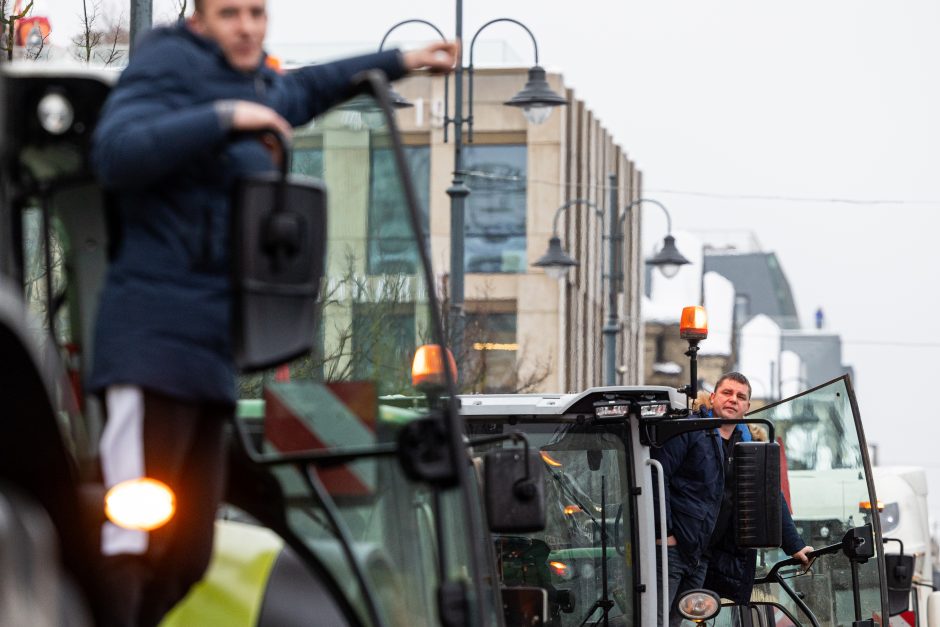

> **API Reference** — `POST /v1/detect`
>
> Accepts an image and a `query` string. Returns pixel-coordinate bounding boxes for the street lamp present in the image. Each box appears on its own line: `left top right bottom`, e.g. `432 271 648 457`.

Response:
380 7 567 353
643 201 691 278
532 198 602 281
534 175 689 385
378 19 448 110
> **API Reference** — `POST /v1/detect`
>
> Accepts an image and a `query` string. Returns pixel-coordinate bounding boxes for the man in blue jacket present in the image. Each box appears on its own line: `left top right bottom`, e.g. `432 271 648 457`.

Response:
651 403 724 626
89 0 457 624
703 372 813 605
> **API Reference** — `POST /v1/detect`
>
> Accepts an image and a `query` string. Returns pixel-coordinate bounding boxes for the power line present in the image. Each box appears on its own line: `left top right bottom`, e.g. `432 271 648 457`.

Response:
624 189 940 206
463 170 940 207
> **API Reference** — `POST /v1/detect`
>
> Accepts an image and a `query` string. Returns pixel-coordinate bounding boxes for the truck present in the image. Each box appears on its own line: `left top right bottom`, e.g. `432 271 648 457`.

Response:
870 466 935 627
1 61 937 627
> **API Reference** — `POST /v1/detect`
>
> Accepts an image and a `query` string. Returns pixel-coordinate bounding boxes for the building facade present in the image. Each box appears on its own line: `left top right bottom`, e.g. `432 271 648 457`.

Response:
390 67 644 393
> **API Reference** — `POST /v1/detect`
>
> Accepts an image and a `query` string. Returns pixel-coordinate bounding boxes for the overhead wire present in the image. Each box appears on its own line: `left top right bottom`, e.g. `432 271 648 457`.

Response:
462 169 940 206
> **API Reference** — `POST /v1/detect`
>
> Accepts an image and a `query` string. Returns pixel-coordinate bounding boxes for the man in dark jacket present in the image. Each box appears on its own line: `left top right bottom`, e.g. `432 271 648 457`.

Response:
651 415 724 626
702 372 813 605
89 0 457 624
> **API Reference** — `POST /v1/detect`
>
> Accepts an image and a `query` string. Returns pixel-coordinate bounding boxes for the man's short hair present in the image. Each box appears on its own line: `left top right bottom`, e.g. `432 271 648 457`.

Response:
714 371 752 400
193 0 203 12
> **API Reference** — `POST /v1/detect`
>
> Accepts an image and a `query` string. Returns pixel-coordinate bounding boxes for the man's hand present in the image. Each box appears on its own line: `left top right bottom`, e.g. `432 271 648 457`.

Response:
230 101 293 140
791 546 814 569
402 41 460 74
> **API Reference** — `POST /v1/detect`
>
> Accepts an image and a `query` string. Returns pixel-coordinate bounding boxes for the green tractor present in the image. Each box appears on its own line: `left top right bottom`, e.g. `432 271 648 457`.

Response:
0 64 544 626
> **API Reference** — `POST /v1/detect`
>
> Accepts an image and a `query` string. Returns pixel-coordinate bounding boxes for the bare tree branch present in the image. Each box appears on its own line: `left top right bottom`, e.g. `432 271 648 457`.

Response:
0 0 34 61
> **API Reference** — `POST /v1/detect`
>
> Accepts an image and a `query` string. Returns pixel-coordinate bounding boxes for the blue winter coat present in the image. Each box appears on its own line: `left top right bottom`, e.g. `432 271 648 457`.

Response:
651 424 724 564
89 24 407 403
703 425 806 604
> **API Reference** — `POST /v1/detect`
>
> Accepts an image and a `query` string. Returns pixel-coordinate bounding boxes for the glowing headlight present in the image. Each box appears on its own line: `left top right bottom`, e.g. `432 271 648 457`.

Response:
37 92 75 135
549 561 571 579
595 404 629 418
676 589 721 622
639 403 669 418
105 478 176 531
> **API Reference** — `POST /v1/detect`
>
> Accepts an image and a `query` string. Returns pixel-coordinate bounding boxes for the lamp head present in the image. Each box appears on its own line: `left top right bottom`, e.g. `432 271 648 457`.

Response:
646 234 690 278
387 86 414 109
533 236 578 280
504 66 568 125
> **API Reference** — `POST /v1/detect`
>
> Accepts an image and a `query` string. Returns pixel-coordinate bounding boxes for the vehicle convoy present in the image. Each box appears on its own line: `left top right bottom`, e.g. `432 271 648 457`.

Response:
1 62 939 627
460 318 940 627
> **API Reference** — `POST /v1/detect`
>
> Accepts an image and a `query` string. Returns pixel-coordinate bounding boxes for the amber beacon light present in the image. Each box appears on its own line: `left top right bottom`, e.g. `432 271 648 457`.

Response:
411 344 458 389
679 306 708 340
678 306 708 401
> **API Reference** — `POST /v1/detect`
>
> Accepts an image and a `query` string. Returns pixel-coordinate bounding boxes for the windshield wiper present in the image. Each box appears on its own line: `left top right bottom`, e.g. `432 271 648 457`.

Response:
544 464 599 527
578 474 615 627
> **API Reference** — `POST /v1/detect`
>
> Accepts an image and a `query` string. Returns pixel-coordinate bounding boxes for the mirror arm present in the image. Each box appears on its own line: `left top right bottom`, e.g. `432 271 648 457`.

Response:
883 537 905 555
754 541 842 585
231 419 399 467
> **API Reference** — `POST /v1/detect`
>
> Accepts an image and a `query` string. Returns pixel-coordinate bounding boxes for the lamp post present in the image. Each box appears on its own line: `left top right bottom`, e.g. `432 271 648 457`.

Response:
535 174 689 385
380 5 567 356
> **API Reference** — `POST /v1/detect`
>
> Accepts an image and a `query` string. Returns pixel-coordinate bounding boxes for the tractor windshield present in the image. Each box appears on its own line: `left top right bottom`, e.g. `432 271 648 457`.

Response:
468 420 638 627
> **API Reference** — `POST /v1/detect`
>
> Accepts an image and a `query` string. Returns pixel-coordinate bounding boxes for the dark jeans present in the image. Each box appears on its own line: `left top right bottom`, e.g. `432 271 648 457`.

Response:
656 545 708 627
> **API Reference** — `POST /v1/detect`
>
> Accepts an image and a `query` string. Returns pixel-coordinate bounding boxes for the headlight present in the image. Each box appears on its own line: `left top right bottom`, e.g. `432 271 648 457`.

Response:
37 91 75 135
879 502 900 533
639 403 669 418
676 589 721 622
595 404 629 418
105 478 176 531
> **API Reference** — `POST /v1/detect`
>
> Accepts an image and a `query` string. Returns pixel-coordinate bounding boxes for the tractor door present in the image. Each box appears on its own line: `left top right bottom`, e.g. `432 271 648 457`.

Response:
715 376 888 627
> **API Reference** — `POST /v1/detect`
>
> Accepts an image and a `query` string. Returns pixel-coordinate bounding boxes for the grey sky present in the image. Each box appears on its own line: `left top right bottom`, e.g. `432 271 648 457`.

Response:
39 0 940 523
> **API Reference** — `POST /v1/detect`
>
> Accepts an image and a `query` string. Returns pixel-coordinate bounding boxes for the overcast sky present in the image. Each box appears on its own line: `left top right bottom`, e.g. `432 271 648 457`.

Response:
40 0 940 524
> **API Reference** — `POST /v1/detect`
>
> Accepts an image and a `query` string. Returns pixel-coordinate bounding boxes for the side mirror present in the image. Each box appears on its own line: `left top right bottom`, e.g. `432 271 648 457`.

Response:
484 449 545 533
231 134 327 372
734 441 782 548
884 553 914 616
501 587 548 627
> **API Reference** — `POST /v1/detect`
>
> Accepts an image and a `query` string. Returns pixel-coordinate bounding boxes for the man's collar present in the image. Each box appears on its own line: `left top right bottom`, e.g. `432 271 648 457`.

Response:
180 20 272 76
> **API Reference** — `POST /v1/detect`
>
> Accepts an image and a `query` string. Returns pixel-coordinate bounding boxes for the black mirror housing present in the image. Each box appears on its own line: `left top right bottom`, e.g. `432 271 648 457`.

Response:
231 171 326 372
734 441 782 548
484 449 546 533
885 553 914 616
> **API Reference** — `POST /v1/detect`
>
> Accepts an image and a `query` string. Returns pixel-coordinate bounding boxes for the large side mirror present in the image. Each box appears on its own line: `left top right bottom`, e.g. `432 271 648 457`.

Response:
484 448 545 533
734 441 782 548
231 134 327 372
884 552 914 616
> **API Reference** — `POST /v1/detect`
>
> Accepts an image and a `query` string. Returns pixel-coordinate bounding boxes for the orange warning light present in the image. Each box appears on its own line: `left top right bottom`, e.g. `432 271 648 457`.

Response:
679 306 708 340
411 344 457 389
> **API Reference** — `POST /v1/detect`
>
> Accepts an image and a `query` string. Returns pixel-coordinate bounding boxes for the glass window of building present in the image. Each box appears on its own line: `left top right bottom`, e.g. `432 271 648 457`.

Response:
465 310 517 393
464 144 527 274
368 145 430 275
351 303 418 395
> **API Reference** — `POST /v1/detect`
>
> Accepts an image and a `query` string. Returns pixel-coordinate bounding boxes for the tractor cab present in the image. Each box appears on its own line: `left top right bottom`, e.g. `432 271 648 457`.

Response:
460 307 926 627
